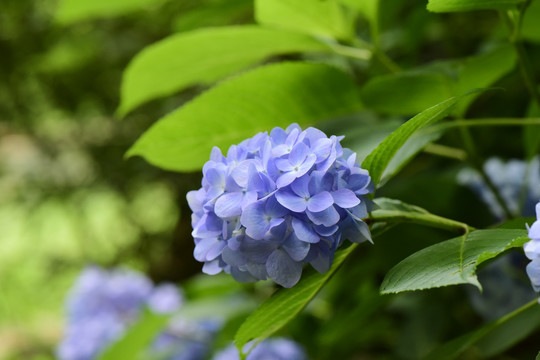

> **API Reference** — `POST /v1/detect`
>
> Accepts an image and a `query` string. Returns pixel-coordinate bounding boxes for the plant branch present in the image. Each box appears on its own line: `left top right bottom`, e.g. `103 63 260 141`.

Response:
367 209 474 234
458 127 515 219
501 9 540 109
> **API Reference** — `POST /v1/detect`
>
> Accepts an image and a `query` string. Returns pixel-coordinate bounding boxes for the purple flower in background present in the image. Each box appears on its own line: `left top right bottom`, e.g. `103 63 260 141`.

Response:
57 266 216 360
457 157 540 219
212 338 308 360
525 203 540 293
187 124 373 288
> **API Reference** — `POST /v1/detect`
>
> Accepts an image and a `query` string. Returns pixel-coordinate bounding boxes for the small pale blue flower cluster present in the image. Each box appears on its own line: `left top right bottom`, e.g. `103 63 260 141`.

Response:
57 266 216 360
213 338 308 360
525 203 540 293
458 157 540 219
187 124 373 287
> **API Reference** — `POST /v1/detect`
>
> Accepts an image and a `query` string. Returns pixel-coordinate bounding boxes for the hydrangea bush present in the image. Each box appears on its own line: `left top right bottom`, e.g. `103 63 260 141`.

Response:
458 157 540 219
187 124 373 288
57 267 217 360
213 338 307 360
48 0 540 358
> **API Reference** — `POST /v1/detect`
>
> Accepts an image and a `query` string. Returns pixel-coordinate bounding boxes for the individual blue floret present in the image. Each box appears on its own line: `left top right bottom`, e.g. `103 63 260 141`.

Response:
57 266 216 360
525 203 540 293
212 338 308 360
187 124 374 288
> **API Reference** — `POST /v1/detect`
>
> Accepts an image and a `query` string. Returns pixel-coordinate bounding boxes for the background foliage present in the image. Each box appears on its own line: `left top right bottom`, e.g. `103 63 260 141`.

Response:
2 0 540 359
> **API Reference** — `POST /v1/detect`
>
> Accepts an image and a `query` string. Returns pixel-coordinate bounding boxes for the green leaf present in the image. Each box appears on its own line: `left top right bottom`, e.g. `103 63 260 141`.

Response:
360 72 455 115
55 0 163 25
522 0 540 42
454 44 517 116
362 94 466 187
380 229 528 294
127 62 363 172
381 127 446 185
97 310 170 360
119 26 332 115
427 0 525 12
255 0 354 41
424 298 540 360
172 0 253 33
339 0 380 43
372 198 471 233
234 244 358 354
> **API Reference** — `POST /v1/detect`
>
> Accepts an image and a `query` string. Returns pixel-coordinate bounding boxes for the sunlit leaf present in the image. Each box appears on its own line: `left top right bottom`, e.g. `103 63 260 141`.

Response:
380 229 528 294
360 72 455 115
128 62 363 171
55 0 163 24
255 0 354 41
119 26 331 115
427 0 525 12
362 94 465 187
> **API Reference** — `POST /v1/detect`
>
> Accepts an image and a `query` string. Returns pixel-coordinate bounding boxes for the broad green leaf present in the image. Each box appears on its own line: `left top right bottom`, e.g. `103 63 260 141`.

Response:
128 62 363 172
427 0 525 12
98 310 170 360
172 0 253 33
255 0 354 41
454 44 516 116
360 72 455 115
522 0 540 42
55 0 163 24
339 0 380 43
425 298 540 360
119 26 332 115
381 127 446 185
234 244 358 354
361 94 464 186
380 229 528 294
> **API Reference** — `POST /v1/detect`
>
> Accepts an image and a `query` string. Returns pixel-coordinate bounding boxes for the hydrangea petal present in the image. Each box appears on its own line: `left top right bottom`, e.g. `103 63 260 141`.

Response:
283 233 310 261
306 191 333 212
307 206 340 227
332 189 360 208
276 190 307 212
291 218 320 243
266 249 303 288
215 192 244 218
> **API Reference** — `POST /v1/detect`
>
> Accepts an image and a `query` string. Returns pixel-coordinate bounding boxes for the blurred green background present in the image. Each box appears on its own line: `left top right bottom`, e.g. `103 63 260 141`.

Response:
1 0 539 359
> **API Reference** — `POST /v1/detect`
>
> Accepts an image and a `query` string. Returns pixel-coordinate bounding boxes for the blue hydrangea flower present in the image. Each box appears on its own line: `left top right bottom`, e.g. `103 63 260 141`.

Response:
525 203 540 293
457 157 540 219
187 124 374 288
57 266 215 360
212 338 308 360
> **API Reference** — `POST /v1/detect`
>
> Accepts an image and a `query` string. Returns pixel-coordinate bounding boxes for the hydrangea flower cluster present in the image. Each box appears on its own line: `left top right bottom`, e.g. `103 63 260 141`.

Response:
57 266 216 360
213 338 308 360
525 203 540 293
187 124 373 287
457 157 540 219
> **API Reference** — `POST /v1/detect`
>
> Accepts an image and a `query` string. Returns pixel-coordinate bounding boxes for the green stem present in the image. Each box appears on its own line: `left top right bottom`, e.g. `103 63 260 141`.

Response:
474 297 539 343
423 143 468 161
368 209 474 234
374 49 402 73
501 9 540 109
458 127 515 219
330 43 372 61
